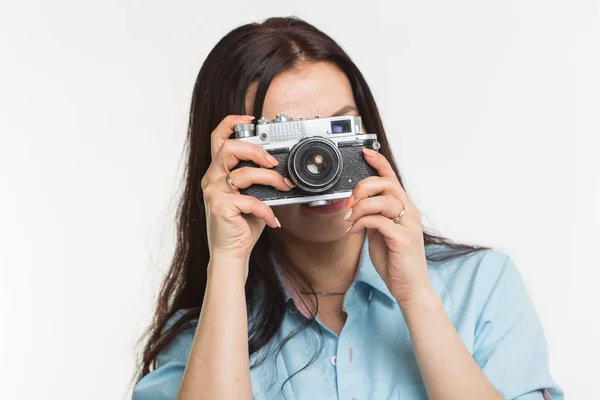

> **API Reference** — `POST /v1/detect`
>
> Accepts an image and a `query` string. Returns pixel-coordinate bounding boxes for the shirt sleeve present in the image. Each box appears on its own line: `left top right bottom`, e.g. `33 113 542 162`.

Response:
132 310 197 400
472 252 564 400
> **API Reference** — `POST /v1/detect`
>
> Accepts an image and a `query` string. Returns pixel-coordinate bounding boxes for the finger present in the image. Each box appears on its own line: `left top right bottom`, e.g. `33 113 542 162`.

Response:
347 176 403 206
345 195 403 222
361 148 414 205
232 194 280 229
228 167 296 192
362 148 397 179
211 139 279 174
210 115 256 158
346 214 400 237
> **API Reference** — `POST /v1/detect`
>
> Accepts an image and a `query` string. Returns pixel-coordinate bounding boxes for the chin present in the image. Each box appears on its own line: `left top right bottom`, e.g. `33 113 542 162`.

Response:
286 226 348 243
274 204 349 243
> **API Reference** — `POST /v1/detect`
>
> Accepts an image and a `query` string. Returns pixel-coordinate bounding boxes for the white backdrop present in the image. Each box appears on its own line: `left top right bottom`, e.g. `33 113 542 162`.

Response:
1 1 598 399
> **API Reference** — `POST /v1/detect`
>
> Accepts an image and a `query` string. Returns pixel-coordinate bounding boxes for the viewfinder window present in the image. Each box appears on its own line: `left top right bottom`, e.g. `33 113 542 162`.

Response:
330 119 352 134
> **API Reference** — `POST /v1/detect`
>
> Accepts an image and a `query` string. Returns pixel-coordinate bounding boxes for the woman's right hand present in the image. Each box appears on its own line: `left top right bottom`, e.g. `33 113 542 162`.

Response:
201 115 295 272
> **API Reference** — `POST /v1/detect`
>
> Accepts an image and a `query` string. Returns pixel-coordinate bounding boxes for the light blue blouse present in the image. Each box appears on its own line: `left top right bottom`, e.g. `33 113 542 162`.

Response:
133 239 563 399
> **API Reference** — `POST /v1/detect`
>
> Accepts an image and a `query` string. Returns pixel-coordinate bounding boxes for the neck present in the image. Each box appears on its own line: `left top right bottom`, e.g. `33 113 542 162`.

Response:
276 230 366 293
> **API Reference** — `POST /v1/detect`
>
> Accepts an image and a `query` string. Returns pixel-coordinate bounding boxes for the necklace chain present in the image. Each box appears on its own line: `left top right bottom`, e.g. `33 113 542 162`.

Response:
300 291 346 296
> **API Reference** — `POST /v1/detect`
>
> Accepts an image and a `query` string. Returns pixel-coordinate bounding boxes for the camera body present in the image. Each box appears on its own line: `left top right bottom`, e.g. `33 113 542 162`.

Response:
232 114 380 207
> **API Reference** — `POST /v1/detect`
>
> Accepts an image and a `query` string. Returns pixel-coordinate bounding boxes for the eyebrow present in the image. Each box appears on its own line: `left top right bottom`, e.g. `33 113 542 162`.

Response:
330 105 358 117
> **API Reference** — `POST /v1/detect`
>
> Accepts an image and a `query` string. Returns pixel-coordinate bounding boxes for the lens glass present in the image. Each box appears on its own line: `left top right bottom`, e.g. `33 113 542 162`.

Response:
304 152 329 175
289 137 342 193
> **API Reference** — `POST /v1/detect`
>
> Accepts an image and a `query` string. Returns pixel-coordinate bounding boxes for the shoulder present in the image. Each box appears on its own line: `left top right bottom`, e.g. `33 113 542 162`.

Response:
162 308 198 333
132 309 199 399
425 244 514 283
156 308 199 367
425 244 526 315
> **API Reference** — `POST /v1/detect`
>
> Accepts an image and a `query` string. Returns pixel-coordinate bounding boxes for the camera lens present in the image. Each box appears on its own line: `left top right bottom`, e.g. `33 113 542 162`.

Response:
304 153 328 175
288 137 343 193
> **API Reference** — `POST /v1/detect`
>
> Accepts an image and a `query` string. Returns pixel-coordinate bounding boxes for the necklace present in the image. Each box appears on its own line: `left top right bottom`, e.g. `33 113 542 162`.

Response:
300 291 346 296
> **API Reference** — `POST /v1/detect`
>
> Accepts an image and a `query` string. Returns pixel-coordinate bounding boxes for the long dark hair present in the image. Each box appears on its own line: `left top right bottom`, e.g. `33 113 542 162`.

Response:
133 16 487 388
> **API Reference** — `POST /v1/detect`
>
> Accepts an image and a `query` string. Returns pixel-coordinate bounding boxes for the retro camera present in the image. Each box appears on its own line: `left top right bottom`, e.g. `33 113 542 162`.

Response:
232 114 380 207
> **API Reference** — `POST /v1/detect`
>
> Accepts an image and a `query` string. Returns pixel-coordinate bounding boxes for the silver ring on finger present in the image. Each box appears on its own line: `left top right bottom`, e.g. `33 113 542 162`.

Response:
392 202 406 224
226 173 239 191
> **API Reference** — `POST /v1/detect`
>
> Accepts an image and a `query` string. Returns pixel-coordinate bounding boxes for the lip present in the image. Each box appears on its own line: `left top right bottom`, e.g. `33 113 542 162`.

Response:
301 198 348 214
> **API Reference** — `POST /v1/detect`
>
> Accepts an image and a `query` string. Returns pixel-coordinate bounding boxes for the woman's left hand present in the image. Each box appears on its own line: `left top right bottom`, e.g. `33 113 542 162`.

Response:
345 148 432 306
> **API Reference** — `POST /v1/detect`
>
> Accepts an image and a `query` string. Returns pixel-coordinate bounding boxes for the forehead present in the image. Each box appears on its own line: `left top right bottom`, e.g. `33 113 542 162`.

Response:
245 61 357 120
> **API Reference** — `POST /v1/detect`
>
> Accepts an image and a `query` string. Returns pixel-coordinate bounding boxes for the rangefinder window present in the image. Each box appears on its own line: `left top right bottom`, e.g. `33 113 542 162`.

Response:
331 119 352 134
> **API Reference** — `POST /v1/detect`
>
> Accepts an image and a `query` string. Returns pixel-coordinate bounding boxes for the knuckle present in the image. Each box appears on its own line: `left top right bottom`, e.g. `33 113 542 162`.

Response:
219 115 235 128
250 198 265 214
209 200 225 215
259 146 271 157
232 166 249 177
200 174 210 190
259 205 271 217
259 200 272 214
354 179 368 192
202 187 216 202
361 215 374 228
248 143 267 159
353 183 365 197
365 176 379 185
211 118 229 136
385 196 396 208
236 167 262 184
247 141 260 150
349 203 362 216
258 168 280 182
239 166 258 176
220 139 234 152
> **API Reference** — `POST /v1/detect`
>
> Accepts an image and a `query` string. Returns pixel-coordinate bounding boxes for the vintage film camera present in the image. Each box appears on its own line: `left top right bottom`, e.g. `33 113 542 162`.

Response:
232 114 380 207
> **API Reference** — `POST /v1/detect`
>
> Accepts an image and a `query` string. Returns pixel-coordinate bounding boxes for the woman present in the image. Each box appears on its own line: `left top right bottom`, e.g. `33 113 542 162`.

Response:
132 17 562 400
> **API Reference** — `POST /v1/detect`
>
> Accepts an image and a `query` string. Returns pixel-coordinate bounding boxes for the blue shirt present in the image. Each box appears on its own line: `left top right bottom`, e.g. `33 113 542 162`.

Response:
133 239 563 400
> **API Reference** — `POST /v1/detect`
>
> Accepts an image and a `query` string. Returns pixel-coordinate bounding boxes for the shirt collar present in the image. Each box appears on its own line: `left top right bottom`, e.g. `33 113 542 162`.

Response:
271 251 312 317
272 235 397 307
354 235 397 303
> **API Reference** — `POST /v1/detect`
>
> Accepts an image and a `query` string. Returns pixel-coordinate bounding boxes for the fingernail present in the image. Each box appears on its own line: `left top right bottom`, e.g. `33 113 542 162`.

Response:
346 195 355 209
284 178 296 188
275 217 282 228
363 148 376 157
266 154 279 166
344 209 352 220
242 115 255 120
345 224 353 233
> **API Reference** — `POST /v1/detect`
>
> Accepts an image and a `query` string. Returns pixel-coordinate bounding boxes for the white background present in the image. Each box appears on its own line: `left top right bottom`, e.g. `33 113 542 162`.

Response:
1 1 598 399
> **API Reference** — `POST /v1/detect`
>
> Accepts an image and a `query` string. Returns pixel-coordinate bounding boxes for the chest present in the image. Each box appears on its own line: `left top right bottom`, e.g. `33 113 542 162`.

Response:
250 287 470 400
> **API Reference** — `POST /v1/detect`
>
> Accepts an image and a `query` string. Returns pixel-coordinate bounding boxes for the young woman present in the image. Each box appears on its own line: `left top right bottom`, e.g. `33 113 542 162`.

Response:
132 17 562 400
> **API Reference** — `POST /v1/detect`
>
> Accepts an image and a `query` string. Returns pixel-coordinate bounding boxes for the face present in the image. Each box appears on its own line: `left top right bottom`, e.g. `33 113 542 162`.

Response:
245 61 359 243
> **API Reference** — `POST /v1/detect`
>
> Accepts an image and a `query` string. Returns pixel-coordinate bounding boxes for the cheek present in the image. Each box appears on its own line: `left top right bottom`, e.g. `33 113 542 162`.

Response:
272 204 299 220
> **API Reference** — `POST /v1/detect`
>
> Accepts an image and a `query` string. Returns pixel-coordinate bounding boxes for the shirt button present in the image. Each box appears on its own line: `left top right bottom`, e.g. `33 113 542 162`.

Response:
330 355 337 366
289 306 298 314
368 291 373 301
